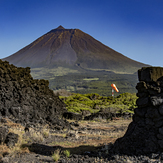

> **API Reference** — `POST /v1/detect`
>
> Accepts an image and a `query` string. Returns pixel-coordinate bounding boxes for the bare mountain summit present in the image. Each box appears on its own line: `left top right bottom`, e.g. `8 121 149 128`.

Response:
3 26 148 73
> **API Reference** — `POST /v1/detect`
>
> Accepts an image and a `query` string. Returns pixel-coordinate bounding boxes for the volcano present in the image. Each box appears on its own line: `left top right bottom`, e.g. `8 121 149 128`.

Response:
3 26 148 73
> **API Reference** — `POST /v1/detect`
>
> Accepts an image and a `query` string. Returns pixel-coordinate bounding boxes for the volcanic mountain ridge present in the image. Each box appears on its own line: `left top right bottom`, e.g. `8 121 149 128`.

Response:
3 25 149 74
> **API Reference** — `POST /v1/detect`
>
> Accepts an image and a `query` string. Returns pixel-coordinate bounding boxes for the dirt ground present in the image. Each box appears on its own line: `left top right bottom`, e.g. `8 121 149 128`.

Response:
0 118 132 162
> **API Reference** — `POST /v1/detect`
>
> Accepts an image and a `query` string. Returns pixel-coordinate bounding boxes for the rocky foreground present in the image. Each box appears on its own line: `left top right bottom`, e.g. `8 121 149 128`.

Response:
0 117 163 163
1 60 163 162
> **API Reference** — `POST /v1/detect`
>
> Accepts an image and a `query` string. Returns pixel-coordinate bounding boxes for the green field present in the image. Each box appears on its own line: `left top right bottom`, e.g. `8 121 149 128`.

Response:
31 66 138 96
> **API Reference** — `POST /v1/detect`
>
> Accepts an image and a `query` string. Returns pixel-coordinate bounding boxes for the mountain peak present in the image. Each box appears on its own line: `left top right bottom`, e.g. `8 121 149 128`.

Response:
48 25 65 33
56 25 65 29
3 26 149 73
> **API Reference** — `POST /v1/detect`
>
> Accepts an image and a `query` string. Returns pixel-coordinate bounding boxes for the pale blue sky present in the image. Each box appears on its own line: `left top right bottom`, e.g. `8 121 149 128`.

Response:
1 0 163 66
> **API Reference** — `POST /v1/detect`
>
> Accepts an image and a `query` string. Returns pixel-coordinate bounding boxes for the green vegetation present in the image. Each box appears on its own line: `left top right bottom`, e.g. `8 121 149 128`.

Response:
51 149 70 161
31 66 138 96
83 77 99 81
60 92 138 114
31 66 138 114
31 67 79 79
52 149 60 162
63 150 70 158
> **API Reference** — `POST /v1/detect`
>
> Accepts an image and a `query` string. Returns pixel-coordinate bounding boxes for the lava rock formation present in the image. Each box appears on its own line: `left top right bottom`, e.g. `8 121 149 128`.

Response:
113 67 163 155
0 60 69 129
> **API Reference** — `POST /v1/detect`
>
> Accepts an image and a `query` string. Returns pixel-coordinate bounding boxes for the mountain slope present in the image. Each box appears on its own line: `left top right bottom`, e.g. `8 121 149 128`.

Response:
3 26 149 73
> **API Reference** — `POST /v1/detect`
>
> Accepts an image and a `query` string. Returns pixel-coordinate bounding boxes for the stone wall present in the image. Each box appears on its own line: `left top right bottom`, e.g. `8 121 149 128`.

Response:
113 67 163 155
0 60 69 129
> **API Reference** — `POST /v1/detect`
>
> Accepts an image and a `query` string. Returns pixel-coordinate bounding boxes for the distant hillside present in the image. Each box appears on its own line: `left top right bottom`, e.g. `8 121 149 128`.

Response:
3 26 149 74
30 66 139 96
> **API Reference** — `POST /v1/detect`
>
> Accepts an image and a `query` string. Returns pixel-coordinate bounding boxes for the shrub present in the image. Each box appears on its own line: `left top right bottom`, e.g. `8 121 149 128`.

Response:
30 129 44 142
42 126 50 138
52 149 60 162
63 150 70 157
60 92 137 114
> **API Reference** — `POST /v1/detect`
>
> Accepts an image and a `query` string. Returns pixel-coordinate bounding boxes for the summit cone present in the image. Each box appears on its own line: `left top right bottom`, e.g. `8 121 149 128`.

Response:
3 26 149 73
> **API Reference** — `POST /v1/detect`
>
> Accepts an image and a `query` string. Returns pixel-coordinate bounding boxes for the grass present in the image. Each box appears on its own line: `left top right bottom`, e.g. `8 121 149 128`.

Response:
51 132 67 138
0 116 132 160
50 141 75 147
63 150 70 157
30 66 138 96
42 130 49 138
83 78 99 81
78 67 136 74
0 119 52 158
29 129 44 142
79 122 129 139
0 119 30 157
48 118 131 150
42 124 50 138
31 67 79 79
8 128 28 155
0 144 10 158
52 149 61 162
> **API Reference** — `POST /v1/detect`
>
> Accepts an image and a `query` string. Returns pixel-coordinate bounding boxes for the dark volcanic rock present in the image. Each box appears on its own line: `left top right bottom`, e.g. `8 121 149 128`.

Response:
113 66 163 155
84 109 112 120
138 67 163 82
84 108 132 121
5 132 19 148
0 127 8 144
63 112 82 120
0 60 69 129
